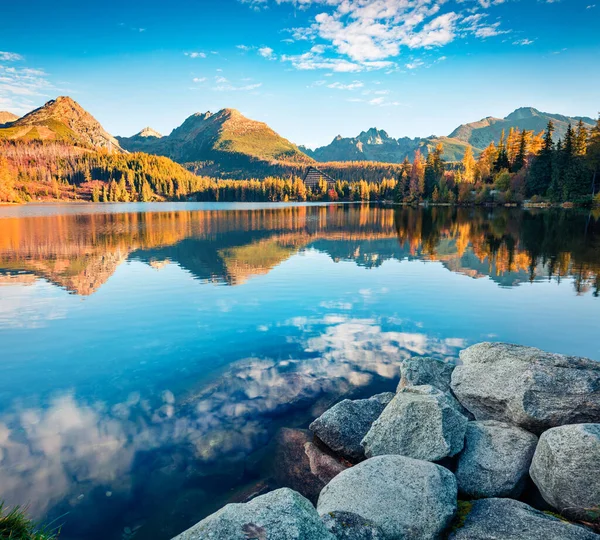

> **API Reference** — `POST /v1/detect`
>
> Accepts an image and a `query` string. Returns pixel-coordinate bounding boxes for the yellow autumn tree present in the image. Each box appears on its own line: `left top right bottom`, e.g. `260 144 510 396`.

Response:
461 146 476 183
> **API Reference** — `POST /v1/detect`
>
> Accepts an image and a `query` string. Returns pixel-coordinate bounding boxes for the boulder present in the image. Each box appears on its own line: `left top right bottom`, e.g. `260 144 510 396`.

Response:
321 511 384 540
398 357 455 393
449 498 599 540
317 455 457 540
530 424 600 523
273 428 347 503
172 487 334 540
451 342 600 433
361 385 468 461
309 393 394 461
456 420 538 498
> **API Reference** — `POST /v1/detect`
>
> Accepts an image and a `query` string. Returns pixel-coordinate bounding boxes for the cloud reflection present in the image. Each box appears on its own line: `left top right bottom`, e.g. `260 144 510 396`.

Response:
0 317 466 531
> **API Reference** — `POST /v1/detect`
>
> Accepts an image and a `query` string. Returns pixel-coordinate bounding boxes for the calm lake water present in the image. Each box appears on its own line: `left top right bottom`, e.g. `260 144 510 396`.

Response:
0 203 598 539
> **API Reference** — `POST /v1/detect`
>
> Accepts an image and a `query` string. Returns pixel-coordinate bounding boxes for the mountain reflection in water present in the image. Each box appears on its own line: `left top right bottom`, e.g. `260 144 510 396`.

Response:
0 203 598 540
1 205 599 295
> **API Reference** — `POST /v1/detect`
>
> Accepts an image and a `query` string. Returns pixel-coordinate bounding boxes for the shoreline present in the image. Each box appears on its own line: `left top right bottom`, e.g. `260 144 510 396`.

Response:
172 342 600 540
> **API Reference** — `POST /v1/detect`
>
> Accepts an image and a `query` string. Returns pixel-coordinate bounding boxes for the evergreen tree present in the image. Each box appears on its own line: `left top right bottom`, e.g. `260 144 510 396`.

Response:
512 130 528 173
494 130 510 172
424 144 444 199
528 121 555 197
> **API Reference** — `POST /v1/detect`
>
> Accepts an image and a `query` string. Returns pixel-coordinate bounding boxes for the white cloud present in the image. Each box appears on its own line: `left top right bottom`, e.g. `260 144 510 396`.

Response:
258 46 277 60
192 77 207 83
184 51 207 58
513 38 534 46
0 54 55 114
327 80 364 90
240 0 512 72
405 59 425 69
0 51 24 62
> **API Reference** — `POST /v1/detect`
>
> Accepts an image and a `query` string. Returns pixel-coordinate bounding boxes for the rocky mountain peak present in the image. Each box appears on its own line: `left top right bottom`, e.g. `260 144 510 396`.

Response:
136 127 163 138
505 107 541 121
12 96 123 151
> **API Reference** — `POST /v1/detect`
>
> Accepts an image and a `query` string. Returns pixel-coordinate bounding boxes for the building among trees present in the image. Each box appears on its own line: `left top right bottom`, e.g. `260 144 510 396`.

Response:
303 166 335 190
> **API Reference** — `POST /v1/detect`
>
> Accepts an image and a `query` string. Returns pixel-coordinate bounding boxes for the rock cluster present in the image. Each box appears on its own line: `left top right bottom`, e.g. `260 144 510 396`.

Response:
173 343 600 540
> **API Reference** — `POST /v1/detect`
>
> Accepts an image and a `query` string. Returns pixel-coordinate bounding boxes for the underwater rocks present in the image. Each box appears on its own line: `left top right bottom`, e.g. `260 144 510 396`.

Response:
172 343 600 540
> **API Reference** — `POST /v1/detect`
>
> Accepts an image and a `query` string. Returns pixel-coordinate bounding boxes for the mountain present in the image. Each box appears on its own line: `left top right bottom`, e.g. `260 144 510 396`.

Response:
115 127 163 152
0 112 19 127
117 108 313 174
304 128 472 163
0 96 123 151
306 107 595 164
136 127 163 138
449 107 596 149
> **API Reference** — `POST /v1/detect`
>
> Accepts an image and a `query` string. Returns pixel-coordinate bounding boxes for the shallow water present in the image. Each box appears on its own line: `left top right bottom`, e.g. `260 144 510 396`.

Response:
0 203 598 539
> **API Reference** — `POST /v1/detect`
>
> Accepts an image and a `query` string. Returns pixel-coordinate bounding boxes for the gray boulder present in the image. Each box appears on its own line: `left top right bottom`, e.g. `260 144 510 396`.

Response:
361 385 468 461
530 424 600 523
451 342 600 433
317 455 457 540
309 393 394 461
398 356 455 393
456 420 538 498
321 511 384 540
172 487 334 540
449 498 599 540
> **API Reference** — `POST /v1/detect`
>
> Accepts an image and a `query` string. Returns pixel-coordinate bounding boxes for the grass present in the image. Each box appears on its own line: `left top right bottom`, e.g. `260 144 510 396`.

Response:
0 503 60 540
450 501 473 532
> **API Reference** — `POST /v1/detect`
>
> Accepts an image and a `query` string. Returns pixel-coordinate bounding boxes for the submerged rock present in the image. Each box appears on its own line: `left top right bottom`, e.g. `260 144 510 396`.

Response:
456 420 538 498
449 498 599 540
361 385 468 461
530 424 600 523
321 511 384 540
172 487 334 540
309 393 394 461
273 428 347 503
317 454 457 540
451 342 600 433
398 357 455 393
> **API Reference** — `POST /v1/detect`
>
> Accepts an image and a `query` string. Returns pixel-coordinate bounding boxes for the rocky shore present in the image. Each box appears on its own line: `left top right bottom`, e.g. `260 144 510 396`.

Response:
172 342 600 539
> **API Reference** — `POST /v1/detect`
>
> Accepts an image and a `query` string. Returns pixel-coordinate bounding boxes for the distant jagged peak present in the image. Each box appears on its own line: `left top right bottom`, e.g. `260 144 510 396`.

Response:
136 127 163 138
357 127 394 145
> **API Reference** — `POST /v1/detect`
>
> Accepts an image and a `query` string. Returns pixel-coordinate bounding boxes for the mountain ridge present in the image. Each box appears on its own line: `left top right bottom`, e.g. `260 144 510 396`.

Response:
117 107 313 176
304 107 595 164
0 96 124 151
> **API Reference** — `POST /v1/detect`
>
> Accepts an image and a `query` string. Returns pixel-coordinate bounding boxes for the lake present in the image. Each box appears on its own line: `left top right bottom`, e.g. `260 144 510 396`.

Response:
0 202 598 540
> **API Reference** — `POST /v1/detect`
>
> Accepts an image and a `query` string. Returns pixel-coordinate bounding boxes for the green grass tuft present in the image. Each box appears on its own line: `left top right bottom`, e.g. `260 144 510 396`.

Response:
451 500 474 532
0 502 60 540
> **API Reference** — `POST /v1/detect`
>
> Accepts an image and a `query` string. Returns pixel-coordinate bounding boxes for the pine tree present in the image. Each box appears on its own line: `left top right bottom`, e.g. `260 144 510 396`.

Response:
494 130 510 172
512 130 528 172
528 121 555 197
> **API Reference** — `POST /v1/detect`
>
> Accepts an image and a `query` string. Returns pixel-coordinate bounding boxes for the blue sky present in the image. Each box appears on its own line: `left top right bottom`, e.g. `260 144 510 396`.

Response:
1 0 598 148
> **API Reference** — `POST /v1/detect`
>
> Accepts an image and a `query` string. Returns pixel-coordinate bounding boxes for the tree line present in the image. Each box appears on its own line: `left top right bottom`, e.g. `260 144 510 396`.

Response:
1 115 599 205
392 115 600 205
